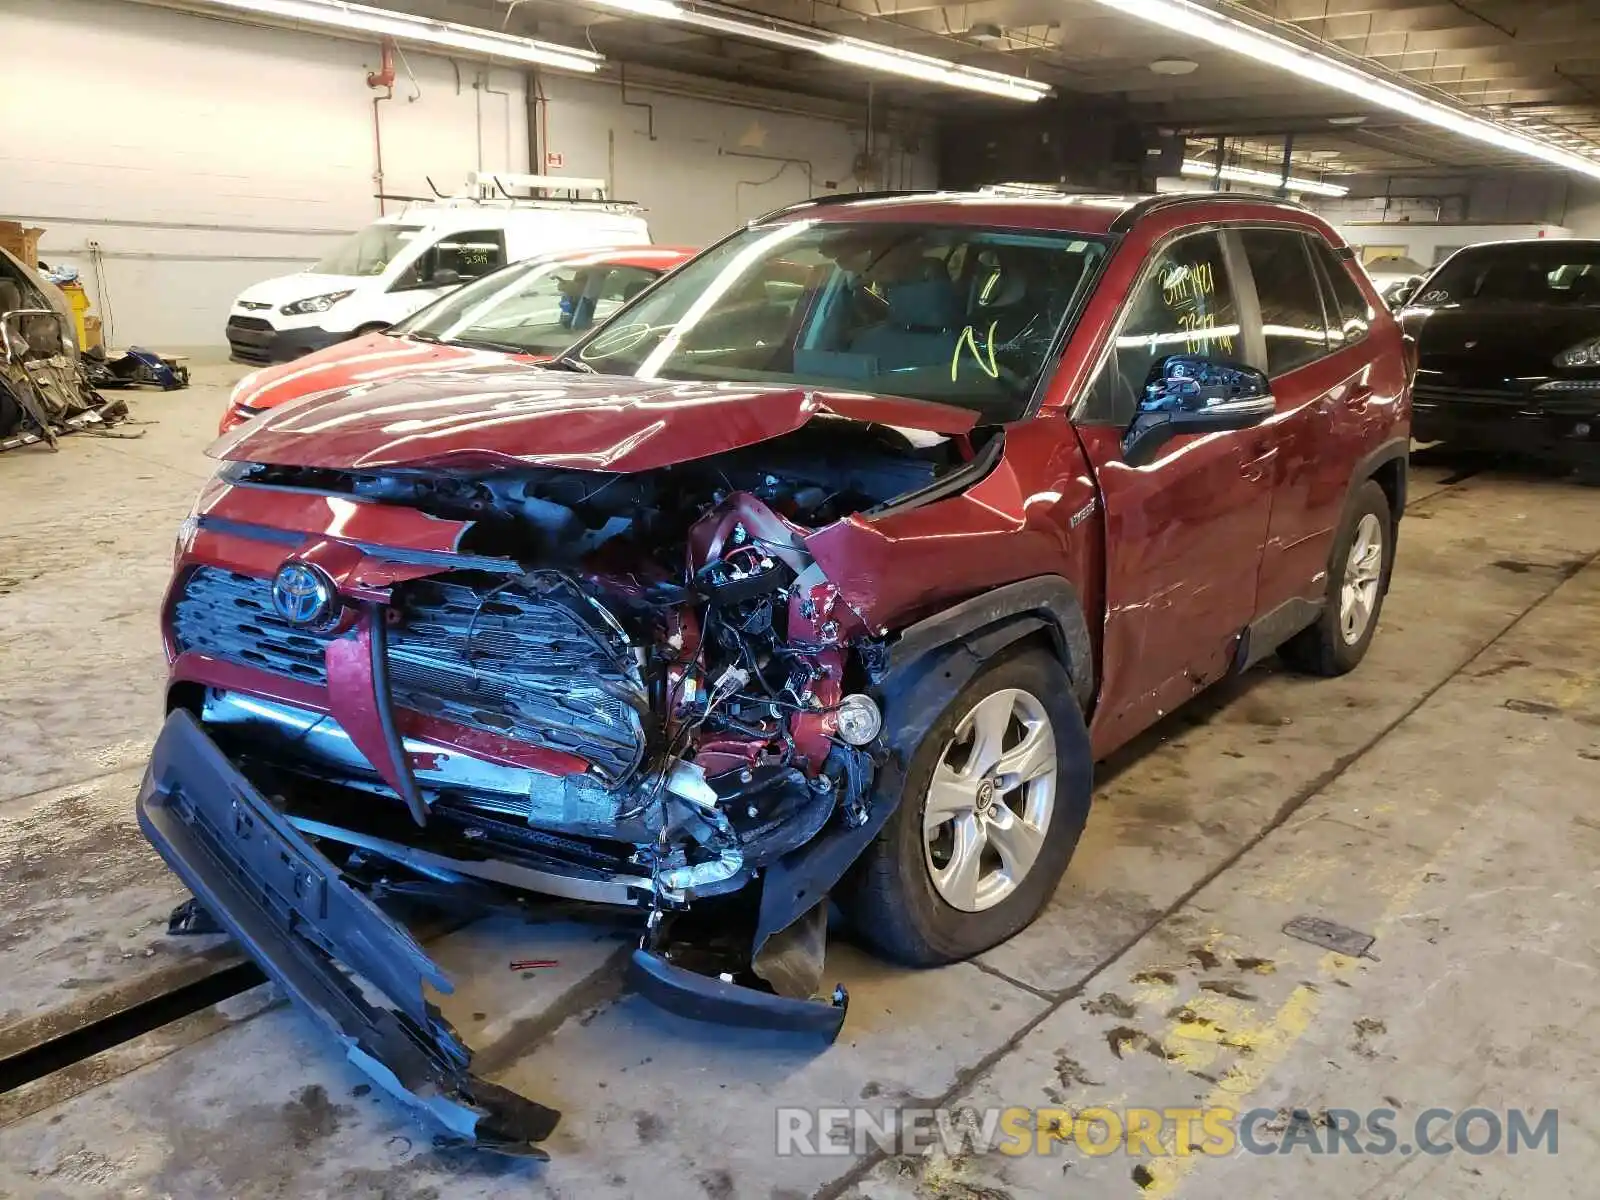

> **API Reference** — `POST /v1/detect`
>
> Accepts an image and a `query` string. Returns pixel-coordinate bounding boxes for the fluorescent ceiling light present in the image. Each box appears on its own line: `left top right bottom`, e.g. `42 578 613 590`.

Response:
1181 158 1350 198
204 0 602 71
821 38 1050 101
585 0 1049 100
1087 0 1600 181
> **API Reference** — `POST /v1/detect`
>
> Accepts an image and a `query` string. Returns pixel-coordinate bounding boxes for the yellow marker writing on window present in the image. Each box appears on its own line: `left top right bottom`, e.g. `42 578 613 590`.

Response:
952 321 1000 381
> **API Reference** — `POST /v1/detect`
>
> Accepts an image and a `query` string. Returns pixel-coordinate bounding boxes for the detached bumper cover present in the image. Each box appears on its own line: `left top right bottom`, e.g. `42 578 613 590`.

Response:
629 949 848 1038
136 709 559 1156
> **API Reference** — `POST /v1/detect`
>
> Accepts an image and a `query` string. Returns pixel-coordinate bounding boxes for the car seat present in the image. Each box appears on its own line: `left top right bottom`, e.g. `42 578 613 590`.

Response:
848 260 962 368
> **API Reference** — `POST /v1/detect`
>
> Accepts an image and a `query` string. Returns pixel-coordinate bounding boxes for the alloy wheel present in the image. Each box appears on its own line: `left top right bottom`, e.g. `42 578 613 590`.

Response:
922 687 1057 913
1339 512 1385 645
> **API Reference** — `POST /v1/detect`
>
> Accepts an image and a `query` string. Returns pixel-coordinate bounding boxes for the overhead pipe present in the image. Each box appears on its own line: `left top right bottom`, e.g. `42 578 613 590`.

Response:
367 38 397 214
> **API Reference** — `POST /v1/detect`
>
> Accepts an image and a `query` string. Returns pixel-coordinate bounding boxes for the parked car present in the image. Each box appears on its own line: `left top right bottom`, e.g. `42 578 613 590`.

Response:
218 244 695 432
224 189 651 365
142 191 1410 1154
1401 239 1600 475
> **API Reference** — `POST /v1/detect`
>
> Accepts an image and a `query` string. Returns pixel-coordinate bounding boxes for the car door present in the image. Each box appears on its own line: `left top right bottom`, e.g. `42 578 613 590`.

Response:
1073 228 1277 759
1238 226 1372 626
377 229 509 325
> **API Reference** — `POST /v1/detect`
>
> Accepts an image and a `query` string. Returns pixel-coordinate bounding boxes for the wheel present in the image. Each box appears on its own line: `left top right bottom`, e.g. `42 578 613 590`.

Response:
1279 479 1393 676
843 647 1092 966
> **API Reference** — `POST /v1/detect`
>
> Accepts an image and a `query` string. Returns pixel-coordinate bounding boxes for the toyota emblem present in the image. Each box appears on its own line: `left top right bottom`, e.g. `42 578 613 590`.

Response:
271 562 338 629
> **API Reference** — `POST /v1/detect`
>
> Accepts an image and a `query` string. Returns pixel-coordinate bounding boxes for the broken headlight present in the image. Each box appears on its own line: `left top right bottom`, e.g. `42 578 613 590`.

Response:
280 290 354 316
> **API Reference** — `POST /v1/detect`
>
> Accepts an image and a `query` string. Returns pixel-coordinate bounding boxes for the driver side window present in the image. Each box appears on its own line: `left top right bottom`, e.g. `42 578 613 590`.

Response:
1085 232 1241 425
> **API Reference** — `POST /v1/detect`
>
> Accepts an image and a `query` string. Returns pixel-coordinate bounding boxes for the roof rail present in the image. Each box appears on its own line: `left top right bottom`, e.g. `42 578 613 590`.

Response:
752 190 935 223
377 172 643 216
1109 191 1310 233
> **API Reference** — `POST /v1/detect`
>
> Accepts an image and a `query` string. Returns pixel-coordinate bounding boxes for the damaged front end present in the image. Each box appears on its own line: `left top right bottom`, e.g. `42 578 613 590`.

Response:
141 412 969 1153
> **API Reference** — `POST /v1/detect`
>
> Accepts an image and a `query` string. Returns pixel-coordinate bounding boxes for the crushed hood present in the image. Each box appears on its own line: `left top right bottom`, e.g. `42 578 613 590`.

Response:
212 362 979 472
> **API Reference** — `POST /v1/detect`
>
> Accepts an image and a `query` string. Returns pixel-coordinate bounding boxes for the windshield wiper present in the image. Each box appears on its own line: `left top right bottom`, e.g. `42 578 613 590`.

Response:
449 336 532 355
540 354 596 374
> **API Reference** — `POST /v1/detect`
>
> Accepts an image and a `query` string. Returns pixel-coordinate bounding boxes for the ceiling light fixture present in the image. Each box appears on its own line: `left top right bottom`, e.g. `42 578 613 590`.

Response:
200 0 602 70
1086 0 1600 181
584 0 1050 100
1149 58 1199 75
1181 158 1350 197
821 37 1051 100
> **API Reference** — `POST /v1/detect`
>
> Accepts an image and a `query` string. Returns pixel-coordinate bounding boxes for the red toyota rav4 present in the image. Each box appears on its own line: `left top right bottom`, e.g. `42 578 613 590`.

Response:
142 191 1410 1154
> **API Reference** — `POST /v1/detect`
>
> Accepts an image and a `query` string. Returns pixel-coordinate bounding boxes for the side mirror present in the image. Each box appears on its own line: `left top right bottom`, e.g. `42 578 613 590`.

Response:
427 267 463 289
1386 280 1417 310
1124 355 1275 464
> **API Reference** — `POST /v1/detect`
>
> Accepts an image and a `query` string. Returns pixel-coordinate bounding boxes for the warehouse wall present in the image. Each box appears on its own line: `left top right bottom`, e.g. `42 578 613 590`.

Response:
0 0 925 352
1 0 530 351
533 72 929 243
1314 173 1600 234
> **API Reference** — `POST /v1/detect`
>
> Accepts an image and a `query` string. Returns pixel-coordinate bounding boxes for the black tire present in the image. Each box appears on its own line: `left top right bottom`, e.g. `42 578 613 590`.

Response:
842 647 1092 967
1279 479 1394 677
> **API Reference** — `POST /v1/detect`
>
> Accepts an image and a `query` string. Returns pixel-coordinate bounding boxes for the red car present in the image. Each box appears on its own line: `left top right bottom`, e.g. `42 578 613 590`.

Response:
143 191 1409 1154
217 244 696 433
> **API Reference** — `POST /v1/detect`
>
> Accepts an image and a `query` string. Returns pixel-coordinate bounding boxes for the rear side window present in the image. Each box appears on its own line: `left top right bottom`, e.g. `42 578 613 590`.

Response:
1239 228 1329 376
1308 238 1373 347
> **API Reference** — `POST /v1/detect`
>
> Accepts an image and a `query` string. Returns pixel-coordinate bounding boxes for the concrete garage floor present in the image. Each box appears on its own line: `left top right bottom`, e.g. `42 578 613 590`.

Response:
2 366 1599 1198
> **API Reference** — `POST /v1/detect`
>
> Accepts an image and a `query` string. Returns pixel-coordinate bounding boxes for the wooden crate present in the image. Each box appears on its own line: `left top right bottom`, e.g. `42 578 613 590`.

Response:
0 221 44 267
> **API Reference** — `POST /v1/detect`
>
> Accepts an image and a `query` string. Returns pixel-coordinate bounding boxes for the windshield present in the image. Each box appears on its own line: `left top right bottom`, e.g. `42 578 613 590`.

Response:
567 220 1109 423
395 255 662 354
1417 243 1600 307
311 224 423 277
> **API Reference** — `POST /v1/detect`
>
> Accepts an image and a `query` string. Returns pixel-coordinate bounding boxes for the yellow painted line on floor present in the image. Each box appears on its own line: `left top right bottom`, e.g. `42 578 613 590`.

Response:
1138 788 1490 1199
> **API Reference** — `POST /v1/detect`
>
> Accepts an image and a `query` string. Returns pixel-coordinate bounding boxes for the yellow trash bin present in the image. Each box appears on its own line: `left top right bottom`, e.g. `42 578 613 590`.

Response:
58 282 91 350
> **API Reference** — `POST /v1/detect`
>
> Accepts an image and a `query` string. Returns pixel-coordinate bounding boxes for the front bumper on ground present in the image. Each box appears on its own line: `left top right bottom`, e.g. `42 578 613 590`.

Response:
225 317 347 366
137 709 853 1152
1412 386 1600 464
136 709 561 1155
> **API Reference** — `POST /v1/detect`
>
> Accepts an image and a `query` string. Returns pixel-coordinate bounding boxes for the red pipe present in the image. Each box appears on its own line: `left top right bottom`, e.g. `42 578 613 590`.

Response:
369 40 396 215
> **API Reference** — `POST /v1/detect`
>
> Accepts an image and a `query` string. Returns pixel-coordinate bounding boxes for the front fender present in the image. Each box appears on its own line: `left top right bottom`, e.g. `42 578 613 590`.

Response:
753 579 1095 950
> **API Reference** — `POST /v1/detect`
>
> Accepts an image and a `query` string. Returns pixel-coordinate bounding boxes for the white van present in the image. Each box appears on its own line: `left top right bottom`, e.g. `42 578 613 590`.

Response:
225 174 650 365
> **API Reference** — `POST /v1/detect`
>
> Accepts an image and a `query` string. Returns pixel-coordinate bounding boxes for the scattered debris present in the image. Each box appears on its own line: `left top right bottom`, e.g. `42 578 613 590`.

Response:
1198 980 1256 1001
1054 1052 1102 1089
1188 947 1220 970
1503 698 1562 716
509 959 560 972
1282 915 1377 959
1131 968 1177 986
1232 956 1275 974
1105 1027 1168 1061
1083 992 1137 1019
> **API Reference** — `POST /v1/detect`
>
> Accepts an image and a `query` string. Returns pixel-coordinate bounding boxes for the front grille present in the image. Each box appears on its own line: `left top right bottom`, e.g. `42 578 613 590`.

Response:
386 574 647 782
238 301 272 312
173 567 649 781
172 568 332 684
227 316 273 332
